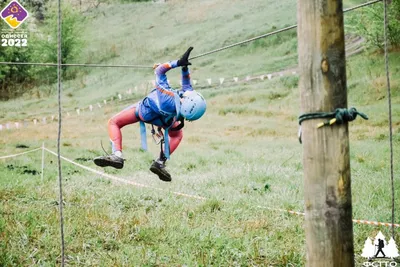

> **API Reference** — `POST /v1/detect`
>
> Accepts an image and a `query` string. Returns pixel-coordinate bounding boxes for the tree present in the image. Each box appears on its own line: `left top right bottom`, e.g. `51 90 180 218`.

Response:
0 16 32 99
23 0 48 21
347 0 400 49
37 3 85 79
0 3 84 99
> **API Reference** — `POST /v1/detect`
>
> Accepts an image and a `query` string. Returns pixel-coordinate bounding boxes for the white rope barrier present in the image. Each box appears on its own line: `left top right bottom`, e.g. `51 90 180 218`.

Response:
43 147 207 200
0 146 398 228
42 147 400 228
0 148 41 159
1 146 398 228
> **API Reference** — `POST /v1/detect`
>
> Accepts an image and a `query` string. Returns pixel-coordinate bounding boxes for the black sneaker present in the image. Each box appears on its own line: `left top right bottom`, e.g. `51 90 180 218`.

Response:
150 160 171 182
93 154 124 169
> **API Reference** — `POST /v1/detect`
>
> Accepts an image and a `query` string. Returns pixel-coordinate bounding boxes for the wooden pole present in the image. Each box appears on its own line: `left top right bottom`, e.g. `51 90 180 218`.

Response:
297 0 354 266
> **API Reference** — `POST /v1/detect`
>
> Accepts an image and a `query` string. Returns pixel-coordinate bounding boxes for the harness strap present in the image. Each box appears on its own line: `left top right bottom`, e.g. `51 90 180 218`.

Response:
140 122 147 151
170 117 184 131
136 92 182 158
135 108 148 151
163 93 182 159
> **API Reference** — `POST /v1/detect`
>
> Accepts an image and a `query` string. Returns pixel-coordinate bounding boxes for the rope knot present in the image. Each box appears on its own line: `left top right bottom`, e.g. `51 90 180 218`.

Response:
298 107 368 143
333 107 369 125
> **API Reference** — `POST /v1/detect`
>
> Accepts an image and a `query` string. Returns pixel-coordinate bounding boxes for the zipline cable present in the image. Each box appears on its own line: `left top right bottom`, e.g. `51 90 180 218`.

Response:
56 0 66 265
189 24 297 60
189 0 382 60
343 0 382 12
383 0 395 237
0 0 382 68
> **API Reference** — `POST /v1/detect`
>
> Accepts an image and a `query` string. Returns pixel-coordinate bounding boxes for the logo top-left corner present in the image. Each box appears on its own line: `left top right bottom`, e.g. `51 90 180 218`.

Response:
1 0 29 30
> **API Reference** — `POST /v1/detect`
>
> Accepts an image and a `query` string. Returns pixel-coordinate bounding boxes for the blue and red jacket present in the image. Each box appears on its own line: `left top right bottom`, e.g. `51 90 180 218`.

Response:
137 60 193 127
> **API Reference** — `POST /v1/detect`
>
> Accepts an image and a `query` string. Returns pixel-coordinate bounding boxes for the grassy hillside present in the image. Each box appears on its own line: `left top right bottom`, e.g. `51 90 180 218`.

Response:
1 0 399 266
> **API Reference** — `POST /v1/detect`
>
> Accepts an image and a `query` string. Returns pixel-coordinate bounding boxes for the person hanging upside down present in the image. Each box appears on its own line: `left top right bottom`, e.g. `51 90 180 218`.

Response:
93 47 206 182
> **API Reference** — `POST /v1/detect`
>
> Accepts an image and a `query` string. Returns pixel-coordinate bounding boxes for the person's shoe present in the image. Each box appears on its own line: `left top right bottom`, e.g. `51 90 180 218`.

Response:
150 160 171 182
93 154 124 169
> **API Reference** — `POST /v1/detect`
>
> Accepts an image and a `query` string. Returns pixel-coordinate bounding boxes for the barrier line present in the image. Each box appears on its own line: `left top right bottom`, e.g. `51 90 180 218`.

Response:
1 147 398 228
43 148 399 228
256 206 400 228
43 148 206 200
0 148 41 159
352 219 400 228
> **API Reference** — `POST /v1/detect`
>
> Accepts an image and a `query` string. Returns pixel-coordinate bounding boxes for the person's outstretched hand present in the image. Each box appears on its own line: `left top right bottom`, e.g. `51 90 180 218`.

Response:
177 47 193 67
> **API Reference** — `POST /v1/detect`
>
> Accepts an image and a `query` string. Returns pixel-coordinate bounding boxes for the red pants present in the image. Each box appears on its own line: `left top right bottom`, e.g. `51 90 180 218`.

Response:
108 105 183 155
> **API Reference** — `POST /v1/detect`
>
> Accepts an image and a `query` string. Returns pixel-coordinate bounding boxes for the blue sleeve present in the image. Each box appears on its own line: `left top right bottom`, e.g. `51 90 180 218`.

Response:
180 67 193 94
154 60 179 91
153 60 179 115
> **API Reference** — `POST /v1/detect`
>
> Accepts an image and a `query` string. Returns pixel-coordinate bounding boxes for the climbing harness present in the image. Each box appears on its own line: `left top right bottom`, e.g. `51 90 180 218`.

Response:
136 89 182 159
150 118 184 144
297 107 368 144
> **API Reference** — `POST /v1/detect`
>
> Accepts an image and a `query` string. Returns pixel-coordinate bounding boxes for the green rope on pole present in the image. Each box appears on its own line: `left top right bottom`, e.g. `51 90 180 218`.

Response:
298 107 368 143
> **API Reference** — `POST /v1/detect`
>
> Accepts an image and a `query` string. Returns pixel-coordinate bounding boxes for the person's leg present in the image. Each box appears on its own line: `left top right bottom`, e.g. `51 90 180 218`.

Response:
150 121 183 182
108 104 140 156
167 122 183 155
94 104 139 169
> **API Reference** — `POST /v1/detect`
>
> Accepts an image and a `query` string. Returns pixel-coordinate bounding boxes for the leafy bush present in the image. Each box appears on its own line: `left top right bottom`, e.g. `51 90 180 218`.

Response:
34 4 85 80
0 3 84 100
23 0 49 21
0 18 32 99
347 0 400 49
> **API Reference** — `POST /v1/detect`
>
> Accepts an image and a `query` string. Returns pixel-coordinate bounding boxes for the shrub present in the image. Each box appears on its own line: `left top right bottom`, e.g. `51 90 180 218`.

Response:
0 19 32 99
0 3 85 100
23 0 49 21
34 4 85 80
346 0 400 49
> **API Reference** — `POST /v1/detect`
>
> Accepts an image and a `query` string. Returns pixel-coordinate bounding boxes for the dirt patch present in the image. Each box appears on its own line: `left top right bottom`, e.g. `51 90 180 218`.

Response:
15 144 30 149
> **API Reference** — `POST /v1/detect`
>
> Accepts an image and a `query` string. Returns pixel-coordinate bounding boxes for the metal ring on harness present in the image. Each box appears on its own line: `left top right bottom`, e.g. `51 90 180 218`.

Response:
151 125 164 145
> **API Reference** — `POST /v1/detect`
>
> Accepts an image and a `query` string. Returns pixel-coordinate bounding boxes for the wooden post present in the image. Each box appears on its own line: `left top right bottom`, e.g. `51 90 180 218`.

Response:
297 0 354 266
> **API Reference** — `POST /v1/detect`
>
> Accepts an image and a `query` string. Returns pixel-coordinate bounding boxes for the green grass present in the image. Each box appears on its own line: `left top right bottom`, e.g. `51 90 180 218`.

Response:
1 0 400 266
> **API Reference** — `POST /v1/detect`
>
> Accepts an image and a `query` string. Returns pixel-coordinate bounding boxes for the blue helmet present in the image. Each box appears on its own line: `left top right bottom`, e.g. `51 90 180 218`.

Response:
180 91 206 121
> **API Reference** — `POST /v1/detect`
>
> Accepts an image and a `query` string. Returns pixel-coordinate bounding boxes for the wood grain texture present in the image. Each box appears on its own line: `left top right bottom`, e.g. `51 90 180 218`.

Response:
297 0 354 266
